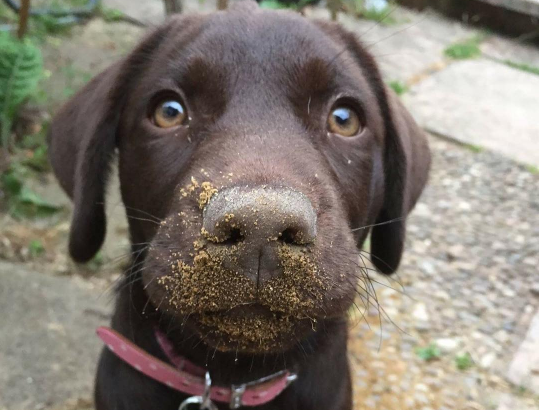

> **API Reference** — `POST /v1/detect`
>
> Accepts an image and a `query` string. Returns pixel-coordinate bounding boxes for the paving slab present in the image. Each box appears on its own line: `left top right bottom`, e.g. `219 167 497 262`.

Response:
306 7 476 82
481 35 539 69
0 262 113 410
403 58 539 166
507 311 539 395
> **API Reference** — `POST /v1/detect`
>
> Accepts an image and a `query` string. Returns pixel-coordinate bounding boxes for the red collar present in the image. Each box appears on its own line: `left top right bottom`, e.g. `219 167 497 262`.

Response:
97 327 297 408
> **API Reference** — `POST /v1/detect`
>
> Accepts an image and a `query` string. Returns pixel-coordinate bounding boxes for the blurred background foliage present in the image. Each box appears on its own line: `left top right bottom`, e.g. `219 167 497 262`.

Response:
0 0 127 219
0 0 392 220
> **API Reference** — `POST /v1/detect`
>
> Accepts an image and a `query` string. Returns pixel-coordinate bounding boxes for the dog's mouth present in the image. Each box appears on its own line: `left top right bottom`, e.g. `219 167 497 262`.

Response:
151 242 325 353
188 304 313 353
202 303 280 319
146 239 327 353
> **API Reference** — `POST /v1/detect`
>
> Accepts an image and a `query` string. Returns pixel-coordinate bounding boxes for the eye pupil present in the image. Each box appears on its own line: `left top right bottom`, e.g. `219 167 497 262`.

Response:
162 101 183 118
333 108 351 126
327 104 362 137
153 98 186 128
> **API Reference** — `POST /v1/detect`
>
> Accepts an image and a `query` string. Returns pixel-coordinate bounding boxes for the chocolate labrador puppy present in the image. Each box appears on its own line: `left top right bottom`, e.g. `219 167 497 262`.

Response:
48 1 430 409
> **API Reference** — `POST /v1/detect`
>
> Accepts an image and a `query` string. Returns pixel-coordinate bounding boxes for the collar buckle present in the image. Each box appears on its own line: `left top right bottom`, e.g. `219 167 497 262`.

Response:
229 384 246 409
228 370 297 409
285 373 298 386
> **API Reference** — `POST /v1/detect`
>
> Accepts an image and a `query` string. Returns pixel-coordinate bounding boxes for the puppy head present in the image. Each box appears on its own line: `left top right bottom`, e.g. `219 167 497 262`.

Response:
48 2 430 353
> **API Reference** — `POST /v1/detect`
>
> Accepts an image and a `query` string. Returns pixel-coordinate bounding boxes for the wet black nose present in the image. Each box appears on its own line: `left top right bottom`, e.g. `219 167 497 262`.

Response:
202 186 317 285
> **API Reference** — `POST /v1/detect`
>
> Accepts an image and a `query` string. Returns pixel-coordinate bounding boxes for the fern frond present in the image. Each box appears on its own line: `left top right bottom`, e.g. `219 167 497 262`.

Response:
0 32 43 149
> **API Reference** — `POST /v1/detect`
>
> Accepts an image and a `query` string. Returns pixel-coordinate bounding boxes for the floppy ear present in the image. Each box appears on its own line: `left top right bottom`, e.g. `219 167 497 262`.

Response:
370 88 431 274
47 22 177 263
48 63 123 263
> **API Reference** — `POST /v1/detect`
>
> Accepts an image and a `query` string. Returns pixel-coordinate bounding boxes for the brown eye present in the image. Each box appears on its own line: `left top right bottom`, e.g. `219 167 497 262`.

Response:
327 106 362 137
153 100 186 128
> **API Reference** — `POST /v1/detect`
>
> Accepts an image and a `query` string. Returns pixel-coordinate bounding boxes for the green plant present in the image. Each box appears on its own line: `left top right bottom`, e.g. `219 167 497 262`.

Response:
525 164 538 174
32 14 73 37
259 0 309 10
28 0 82 38
340 0 397 25
99 6 125 22
0 3 73 40
17 123 51 172
463 143 483 153
0 32 43 150
415 344 441 361
362 3 396 24
24 144 50 172
102 8 124 22
28 239 45 257
86 251 105 271
444 37 482 60
388 80 408 95
503 60 539 76
455 352 474 370
1 164 62 218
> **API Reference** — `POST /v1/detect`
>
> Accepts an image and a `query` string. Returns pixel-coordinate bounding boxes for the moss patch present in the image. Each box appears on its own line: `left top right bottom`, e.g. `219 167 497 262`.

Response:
388 80 408 96
503 60 539 76
444 36 483 60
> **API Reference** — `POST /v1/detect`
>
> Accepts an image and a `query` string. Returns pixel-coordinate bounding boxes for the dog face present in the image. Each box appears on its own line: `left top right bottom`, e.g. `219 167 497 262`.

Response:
48 2 430 354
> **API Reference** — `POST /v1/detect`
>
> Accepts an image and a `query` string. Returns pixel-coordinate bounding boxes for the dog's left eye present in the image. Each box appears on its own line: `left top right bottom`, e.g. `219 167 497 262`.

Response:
327 106 362 137
153 100 186 128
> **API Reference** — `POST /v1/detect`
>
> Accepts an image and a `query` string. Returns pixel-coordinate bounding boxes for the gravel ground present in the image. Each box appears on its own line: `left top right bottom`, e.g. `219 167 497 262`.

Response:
347 135 539 410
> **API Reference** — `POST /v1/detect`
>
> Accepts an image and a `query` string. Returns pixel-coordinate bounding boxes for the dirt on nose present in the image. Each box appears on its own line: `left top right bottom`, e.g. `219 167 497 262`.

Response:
158 241 329 351
155 178 331 352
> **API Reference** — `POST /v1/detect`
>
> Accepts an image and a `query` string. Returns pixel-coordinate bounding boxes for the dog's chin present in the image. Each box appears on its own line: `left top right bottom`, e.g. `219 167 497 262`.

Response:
185 304 315 354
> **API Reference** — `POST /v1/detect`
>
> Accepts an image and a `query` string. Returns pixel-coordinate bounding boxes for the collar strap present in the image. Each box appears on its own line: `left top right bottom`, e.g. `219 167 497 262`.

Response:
97 327 297 408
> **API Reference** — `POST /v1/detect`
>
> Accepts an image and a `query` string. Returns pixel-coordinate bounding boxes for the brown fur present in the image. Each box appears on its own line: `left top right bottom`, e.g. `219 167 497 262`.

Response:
48 2 430 409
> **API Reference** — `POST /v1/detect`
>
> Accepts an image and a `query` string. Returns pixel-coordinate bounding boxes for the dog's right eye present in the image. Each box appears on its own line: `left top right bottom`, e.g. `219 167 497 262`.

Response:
327 105 362 137
153 100 187 128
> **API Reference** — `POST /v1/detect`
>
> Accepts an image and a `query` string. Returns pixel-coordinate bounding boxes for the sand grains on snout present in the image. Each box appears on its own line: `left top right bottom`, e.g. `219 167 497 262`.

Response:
155 176 330 352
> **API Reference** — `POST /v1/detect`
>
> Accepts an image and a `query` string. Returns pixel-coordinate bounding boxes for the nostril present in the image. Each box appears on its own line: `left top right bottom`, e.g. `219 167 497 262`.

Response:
279 228 307 245
280 228 297 244
219 227 244 245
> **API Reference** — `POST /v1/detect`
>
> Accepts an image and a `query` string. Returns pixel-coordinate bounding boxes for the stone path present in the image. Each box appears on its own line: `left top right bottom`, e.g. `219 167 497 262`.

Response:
1 2 539 410
404 59 539 166
306 7 539 167
0 262 112 410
